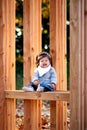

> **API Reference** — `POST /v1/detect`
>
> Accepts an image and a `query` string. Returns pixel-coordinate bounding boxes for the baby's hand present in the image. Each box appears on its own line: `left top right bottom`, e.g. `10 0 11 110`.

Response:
34 80 39 86
51 83 56 90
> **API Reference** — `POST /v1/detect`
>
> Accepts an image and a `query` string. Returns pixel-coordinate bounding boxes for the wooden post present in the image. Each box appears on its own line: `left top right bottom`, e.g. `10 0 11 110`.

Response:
0 0 5 129
0 0 15 130
84 1 87 128
70 0 87 130
23 0 41 130
50 0 67 130
4 0 16 130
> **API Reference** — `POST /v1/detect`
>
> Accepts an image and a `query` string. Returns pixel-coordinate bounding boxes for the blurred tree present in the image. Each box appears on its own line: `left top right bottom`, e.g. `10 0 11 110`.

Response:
42 0 50 52
16 0 23 58
16 0 23 89
66 0 70 89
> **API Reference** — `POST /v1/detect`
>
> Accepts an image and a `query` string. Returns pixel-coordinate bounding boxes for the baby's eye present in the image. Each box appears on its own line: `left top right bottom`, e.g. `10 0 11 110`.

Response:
40 60 44 62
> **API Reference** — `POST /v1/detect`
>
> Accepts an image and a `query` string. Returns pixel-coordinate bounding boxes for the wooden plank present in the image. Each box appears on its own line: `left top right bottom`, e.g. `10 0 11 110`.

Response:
0 0 5 129
23 0 41 130
85 0 87 129
5 90 70 101
50 101 56 129
50 1 57 129
70 1 81 129
50 0 67 130
70 0 87 130
23 0 41 83
3 1 7 129
0 0 15 130
3 0 16 130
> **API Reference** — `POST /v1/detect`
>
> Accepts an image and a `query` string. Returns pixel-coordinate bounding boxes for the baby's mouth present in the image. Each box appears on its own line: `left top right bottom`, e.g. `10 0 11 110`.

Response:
43 64 47 67
43 64 47 66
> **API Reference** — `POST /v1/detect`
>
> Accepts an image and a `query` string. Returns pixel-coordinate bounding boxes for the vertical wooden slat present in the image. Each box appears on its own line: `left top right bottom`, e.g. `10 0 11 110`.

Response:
50 0 67 130
23 0 41 130
70 0 81 130
70 0 87 130
3 0 16 130
81 1 85 129
85 0 87 128
50 101 56 129
0 0 5 129
0 0 15 130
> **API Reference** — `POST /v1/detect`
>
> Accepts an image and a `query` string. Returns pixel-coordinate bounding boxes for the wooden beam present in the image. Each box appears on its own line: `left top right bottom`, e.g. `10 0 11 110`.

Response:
0 0 16 130
23 0 41 130
84 1 87 129
70 0 87 129
0 0 5 129
5 90 70 101
4 0 16 130
50 0 67 130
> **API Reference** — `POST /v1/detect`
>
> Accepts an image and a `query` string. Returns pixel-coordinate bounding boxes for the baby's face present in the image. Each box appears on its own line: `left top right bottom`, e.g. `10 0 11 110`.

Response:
39 57 50 68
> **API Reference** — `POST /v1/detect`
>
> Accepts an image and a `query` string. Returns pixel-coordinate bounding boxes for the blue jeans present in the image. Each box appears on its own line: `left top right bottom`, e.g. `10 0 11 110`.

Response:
40 83 54 91
30 82 54 91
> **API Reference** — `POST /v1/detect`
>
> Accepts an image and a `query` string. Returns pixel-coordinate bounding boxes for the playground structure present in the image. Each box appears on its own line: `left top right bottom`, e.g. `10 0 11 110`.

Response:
0 0 87 130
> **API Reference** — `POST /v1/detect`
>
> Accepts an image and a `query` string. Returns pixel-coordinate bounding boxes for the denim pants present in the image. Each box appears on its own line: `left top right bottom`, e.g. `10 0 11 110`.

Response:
30 82 54 91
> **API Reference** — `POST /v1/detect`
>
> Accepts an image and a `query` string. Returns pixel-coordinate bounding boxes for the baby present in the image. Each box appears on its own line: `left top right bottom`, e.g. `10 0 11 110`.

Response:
22 51 57 92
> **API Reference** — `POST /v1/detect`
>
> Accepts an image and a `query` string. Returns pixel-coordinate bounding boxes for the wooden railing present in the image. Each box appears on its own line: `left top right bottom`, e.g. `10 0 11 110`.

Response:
5 90 70 130
5 90 70 101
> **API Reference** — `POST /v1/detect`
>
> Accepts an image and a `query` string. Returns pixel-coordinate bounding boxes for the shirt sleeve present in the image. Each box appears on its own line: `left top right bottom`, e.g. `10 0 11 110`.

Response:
32 68 39 82
50 67 57 85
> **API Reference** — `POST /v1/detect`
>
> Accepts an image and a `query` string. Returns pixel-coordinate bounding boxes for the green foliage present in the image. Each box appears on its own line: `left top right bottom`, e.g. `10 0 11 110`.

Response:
16 59 23 90
16 0 23 89
16 0 23 26
67 0 70 21
42 0 50 52
67 0 70 90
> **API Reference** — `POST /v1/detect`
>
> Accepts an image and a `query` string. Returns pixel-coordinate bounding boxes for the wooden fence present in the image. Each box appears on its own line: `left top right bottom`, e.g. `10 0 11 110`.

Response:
0 0 87 130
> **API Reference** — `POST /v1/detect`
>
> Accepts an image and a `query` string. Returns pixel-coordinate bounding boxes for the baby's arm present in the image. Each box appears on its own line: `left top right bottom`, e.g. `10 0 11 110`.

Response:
32 68 40 86
50 67 57 90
